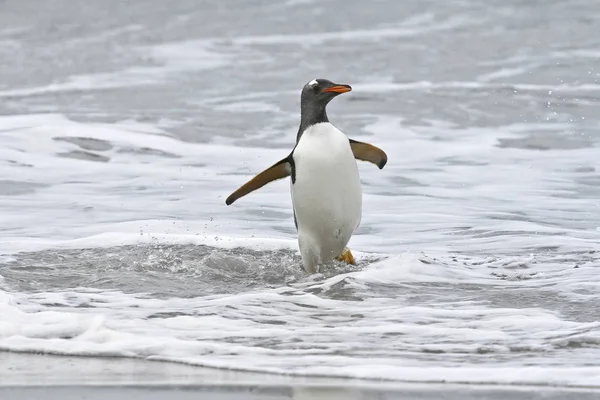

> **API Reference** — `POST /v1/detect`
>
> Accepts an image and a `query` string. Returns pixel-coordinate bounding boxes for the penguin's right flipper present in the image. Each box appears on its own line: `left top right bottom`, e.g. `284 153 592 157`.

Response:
349 139 387 169
225 157 291 205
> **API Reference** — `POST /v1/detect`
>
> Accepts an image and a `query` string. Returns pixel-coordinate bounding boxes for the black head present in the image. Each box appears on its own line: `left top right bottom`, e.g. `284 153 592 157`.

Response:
301 78 352 107
297 78 352 139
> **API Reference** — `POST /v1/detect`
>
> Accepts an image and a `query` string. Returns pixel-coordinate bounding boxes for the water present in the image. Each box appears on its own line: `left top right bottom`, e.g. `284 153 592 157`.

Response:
1 0 600 390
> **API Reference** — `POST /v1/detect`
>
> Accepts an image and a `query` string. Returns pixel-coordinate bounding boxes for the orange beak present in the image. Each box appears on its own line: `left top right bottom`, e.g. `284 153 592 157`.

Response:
322 85 352 94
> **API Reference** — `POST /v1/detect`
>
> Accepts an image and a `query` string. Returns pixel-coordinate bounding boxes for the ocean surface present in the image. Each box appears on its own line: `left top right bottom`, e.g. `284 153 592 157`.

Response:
1 0 600 391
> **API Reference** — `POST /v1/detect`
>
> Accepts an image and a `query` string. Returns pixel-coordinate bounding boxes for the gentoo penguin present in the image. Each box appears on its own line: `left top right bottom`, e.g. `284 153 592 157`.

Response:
225 78 387 274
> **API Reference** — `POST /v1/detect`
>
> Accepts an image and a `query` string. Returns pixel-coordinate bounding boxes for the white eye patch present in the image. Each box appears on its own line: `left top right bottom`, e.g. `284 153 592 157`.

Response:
308 79 318 87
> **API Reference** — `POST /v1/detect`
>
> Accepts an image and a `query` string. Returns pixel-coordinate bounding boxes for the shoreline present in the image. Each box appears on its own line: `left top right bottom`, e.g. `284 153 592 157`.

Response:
2 352 600 399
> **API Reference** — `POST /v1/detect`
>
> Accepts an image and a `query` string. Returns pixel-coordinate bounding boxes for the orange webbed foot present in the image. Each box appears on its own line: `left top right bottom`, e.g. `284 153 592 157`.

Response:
335 247 356 265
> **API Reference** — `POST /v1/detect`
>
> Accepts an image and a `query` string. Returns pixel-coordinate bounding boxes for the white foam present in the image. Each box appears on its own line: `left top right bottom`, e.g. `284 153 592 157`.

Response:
0 41 231 98
1 231 298 256
1 100 599 387
2 274 600 387
0 69 162 97
227 15 474 46
3 109 597 260
476 63 541 82
211 101 281 113
353 81 600 93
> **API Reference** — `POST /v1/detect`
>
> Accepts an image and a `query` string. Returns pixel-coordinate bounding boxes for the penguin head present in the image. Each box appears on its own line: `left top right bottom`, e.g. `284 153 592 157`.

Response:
300 79 352 110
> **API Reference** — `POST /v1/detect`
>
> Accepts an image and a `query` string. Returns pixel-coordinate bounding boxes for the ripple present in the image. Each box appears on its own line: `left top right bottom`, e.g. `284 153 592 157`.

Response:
53 136 113 152
0 180 48 196
56 150 110 163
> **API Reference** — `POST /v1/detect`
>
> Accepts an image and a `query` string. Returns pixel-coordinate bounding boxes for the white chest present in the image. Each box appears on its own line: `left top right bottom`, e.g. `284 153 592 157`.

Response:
290 122 362 232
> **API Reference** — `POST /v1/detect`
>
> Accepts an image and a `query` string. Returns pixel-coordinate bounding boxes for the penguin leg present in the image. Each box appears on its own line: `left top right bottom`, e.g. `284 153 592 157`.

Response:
298 234 319 274
336 247 356 265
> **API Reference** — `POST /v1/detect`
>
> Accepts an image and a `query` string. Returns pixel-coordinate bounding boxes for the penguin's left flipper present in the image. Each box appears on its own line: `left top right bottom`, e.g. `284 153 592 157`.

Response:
225 157 291 205
349 139 387 169
336 247 356 265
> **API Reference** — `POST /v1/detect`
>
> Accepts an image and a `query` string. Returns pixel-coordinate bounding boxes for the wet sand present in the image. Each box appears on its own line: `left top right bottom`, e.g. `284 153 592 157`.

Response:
2 353 599 399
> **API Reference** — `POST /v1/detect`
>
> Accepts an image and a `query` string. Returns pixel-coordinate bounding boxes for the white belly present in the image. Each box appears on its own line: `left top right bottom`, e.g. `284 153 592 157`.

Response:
290 122 362 265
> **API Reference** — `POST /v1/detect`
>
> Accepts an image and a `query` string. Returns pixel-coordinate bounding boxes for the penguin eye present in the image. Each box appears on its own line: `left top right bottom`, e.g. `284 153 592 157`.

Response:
312 83 320 93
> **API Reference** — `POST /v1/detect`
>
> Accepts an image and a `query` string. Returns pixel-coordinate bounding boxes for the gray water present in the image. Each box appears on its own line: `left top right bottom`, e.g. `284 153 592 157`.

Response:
1 0 600 391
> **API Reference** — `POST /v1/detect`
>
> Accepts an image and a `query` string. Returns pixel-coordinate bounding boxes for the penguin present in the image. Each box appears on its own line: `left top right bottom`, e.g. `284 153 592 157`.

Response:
225 78 387 274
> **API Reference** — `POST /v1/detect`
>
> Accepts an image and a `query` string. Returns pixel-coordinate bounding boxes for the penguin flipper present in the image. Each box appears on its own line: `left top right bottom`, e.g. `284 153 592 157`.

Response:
225 157 291 205
349 139 387 169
